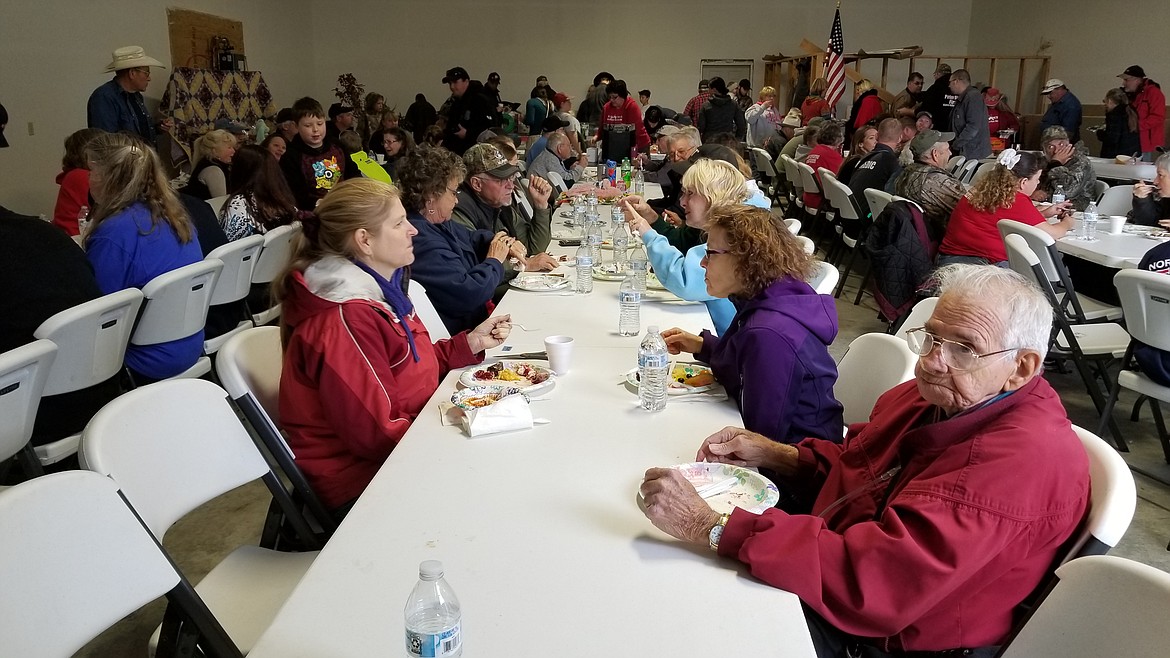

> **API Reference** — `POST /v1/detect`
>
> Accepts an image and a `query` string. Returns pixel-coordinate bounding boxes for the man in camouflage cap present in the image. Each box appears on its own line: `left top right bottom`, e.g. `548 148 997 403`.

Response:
893 129 964 233
452 143 558 270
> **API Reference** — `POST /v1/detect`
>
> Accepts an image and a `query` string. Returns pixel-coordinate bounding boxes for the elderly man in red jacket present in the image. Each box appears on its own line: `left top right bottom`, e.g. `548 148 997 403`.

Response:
1120 65 1166 161
641 263 1090 657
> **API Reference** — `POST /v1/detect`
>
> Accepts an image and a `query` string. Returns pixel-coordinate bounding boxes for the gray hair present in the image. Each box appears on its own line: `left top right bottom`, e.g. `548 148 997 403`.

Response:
934 264 1053 359
1156 152 1170 175
669 126 701 149
546 130 569 150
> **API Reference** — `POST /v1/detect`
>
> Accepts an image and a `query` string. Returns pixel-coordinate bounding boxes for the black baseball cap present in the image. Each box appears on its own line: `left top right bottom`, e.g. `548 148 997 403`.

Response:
1120 65 1147 79
443 67 470 84
328 103 353 119
488 71 500 82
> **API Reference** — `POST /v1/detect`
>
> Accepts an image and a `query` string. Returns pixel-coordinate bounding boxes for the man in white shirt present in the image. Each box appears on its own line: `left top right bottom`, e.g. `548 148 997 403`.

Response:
553 92 582 154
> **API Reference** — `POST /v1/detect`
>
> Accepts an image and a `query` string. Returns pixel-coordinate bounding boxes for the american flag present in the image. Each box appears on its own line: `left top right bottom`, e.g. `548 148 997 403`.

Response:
823 6 846 111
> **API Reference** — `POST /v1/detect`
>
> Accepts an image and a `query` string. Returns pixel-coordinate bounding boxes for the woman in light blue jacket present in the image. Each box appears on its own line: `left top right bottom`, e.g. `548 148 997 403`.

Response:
620 157 769 335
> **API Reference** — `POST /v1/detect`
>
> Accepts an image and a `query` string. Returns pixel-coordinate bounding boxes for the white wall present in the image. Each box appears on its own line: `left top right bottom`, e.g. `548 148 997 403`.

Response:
0 0 314 214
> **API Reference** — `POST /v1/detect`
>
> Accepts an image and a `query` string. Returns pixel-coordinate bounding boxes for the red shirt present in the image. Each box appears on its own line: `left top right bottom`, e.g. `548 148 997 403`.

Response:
52 168 90 236
801 97 832 126
596 96 651 151
802 144 845 210
940 192 1045 263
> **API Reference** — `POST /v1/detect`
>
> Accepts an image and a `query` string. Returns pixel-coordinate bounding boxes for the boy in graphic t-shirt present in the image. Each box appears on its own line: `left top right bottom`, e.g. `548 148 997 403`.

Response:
280 96 359 209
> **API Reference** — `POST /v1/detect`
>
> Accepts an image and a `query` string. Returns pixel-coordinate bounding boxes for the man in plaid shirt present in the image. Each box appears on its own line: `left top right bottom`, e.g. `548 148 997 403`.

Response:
683 79 712 126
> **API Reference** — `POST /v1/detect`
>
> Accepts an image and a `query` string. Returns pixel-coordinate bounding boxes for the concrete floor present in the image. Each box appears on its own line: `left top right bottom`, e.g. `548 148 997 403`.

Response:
74 245 1170 656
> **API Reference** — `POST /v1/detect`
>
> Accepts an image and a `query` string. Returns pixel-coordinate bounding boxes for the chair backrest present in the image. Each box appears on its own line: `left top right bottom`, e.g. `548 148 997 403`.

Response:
1096 184 1135 216
835 333 918 426
1092 179 1110 203
206 195 230 216
751 147 779 177
131 259 223 346
514 188 534 224
896 297 939 340
864 188 894 222
81 379 278 540
807 261 839 294
216 327 338 535
0 340 56 463
998 219 1060 283
1062 425 1137 560
796 162 820 194
250 223 299 286
205 234 265 306
518 176 531 192
544 170 568 195
1114 269 1170 351
999 555 1170 658
819 169 861 220
783 218 801 234
33 288 143 396
946 155 966 175
409 281 451 341
0 471 238 658
970 161 997 186
796 235 816 255
781 155 804 195
957 158 981 185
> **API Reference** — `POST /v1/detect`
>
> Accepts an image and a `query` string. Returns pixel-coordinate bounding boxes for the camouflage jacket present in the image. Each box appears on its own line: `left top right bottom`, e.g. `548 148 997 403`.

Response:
894 162 966 232
1043 146 1098 211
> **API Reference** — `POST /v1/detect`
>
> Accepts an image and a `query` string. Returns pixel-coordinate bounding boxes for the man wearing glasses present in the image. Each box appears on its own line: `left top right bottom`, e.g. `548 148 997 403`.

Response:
641 264 1089 656
87 46 173 143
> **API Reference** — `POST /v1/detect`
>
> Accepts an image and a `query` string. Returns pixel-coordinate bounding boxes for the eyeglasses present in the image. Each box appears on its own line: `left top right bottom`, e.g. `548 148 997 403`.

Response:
704 248 731 256
904 327 1020 371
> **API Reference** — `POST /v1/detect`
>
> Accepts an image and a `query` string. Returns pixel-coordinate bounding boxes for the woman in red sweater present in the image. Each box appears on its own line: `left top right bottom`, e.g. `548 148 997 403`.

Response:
939 149 1074 266
802 121 846 211
52 128 104 235
596 79 650 161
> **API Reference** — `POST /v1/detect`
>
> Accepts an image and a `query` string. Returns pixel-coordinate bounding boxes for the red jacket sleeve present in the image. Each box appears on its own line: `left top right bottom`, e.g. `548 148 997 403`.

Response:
1139 85 1167 132
52 169 89 235
627 102 651 150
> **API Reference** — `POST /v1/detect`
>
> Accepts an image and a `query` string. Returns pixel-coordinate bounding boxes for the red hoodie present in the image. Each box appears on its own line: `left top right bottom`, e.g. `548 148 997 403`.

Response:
52 168 90 236
596 96 651 151
1132 79 1166 153
279 258 482 509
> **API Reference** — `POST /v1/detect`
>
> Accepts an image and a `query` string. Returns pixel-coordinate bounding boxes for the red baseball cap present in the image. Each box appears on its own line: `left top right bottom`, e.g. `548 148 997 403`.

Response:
553 92 572 106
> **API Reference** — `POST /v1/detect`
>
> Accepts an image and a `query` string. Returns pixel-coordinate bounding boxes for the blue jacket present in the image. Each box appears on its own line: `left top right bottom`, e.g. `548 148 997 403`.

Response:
525 136 548 168
87 79 155 142
697 277 843 443
1040 91 1082 144
407 212 505 334
86 202 204 380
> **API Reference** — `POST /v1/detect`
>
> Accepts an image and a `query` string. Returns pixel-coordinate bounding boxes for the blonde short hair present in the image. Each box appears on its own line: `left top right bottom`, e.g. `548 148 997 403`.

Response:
759 86 777 100
681 158 749 206
192 129 236 164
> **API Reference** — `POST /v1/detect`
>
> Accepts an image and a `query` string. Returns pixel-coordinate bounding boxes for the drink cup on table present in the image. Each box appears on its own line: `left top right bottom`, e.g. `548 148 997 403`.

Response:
544 335 575 375
1109 215 1128 234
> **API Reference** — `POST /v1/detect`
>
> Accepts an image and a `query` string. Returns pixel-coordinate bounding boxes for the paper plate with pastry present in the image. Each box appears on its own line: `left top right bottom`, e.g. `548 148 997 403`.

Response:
460 361 555 395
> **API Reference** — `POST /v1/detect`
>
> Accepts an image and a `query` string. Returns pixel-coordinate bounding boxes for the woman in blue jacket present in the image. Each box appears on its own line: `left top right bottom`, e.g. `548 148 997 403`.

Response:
396 146 515 334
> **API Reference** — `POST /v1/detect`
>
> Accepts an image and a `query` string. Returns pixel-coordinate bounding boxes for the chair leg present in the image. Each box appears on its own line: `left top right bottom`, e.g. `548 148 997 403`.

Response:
1130 395 1149 422
17 444 45 480
1148 400 1170 464
1096 373 1130 452
834 247 857 298
1072 355 1127 449
852 256 872 306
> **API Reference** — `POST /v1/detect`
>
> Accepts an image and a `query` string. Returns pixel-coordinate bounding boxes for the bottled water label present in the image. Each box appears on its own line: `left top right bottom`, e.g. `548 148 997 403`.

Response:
620 290 641 304
577 255 593 267
638 353 668 369
406 621 461 657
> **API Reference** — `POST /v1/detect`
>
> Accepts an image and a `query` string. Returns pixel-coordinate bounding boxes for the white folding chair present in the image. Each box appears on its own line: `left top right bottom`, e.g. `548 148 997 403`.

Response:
249 224 300 326
798 162 836 251
783 218 801 235
894 297 939 338
997 219 1123 323
206 195 230 217
81 379 319 654
1062 425 1137 560
834 333 917 427
130 259 224 382
781 155 805 215
0 471 241 658
819 168 869 299
863 188 894 223
1098 269 1170 461
409 280 451 340
750 147 782 204
956 158 981 185
969 161 997 186
514 188 535 225
203 235 265 356
1092 179 1110 203
217 327 338 540
796 235 816 255
946 155 966 176
807 261 840 295
999 555 1169 658
1096 184 1134 217
32 288 143 466
544 170 568 196
0 340 56 477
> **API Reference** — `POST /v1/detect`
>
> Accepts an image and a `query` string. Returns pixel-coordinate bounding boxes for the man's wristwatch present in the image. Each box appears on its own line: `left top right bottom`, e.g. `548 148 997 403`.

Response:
708 513 731 552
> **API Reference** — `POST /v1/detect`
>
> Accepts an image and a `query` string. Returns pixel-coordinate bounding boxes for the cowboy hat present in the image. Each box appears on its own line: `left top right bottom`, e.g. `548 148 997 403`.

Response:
104 46 165 73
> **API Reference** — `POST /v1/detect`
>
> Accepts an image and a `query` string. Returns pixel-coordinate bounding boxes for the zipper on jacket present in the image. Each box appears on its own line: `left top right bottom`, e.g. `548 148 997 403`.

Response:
816 465 902 520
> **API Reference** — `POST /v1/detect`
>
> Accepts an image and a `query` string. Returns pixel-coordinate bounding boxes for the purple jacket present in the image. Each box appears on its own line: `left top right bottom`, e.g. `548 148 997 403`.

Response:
697 277 843 443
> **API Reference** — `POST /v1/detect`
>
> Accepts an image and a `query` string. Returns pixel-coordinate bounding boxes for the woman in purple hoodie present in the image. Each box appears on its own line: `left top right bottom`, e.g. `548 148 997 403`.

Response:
662 204 843 443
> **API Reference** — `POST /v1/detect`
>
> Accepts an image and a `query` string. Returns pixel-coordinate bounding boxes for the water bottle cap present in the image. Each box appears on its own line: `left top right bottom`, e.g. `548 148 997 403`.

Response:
419 560 444 580
647 325 659 333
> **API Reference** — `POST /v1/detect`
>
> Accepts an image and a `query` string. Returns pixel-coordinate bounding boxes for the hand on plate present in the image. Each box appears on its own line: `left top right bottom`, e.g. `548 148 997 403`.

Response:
696 426 799 475
525 252 560 272
640 467 721 545
661 327 702 355
467 314 512 353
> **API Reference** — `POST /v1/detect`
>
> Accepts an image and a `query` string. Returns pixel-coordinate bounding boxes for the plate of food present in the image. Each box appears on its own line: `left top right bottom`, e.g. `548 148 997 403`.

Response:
625 363 717 394
460 361 555 395
593 263 628 281
646 272 668 291
641 462 780 515
552 229 578 240
450 385 529 411
600 239 633 251
509 274 571 291
1124 225 1154 236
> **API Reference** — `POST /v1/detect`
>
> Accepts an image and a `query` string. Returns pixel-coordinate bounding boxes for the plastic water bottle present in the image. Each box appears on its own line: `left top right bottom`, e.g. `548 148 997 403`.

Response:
638 326 670 412
1081 200 1099 241
621 157 633 190
612 220 630 270
628 242 648 292
633 162 646 196
1052 184 1066 205
575 243 594 293
76 205 90 236
619 275 642 336
405 560 462 658
585 214 603 263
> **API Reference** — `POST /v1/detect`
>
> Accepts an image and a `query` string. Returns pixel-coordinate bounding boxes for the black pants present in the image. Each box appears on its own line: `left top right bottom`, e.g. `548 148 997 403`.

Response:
803 605 998 658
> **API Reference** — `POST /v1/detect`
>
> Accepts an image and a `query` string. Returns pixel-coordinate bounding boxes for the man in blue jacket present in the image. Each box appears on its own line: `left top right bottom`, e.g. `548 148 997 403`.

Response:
87 46 173 144
1039 78 1082 144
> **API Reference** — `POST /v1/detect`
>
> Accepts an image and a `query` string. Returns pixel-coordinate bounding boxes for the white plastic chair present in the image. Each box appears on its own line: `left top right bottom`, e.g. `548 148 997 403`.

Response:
217 327 338 539
1092 179 1110 203
1096 184 1134 217
796 235 816 255
895 297 939 338
409 280 451 341
970 161 997 186
203 235 265 355
249 224 300 325
946 155 966 176
32 288 144 466
0 471 241 658
80 379 319 654
819 168 867 297
807 261 840 295
1062 425 1137 560
0 340 56 475
834 333 917 426
999 555 1170 658
514 188 535 224
956 158 980 185
780 154 805 213
130 258 224 382
997 219 1123 323
863 188 894 222
783 218 801 235
544 170 568 196
1098 269 1170 461
750 147 782 203
206 195 230 217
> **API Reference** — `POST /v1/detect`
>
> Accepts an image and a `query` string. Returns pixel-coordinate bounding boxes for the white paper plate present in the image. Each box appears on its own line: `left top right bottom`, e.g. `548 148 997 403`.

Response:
592 263 628 281
459 362 555 396
644 462 780 515
624 365 717 394
509 275 571 291
450 385 528 411
600 240 632 251
646 273 668 291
